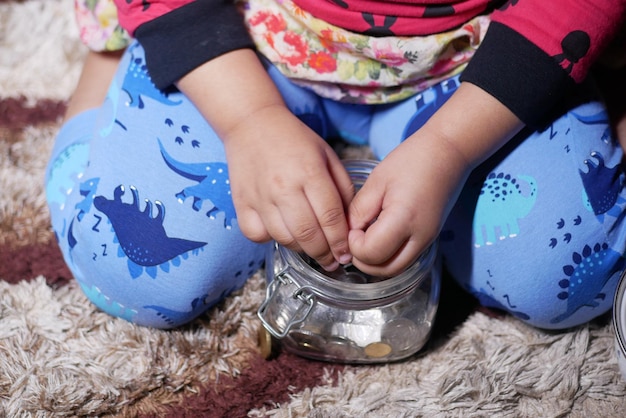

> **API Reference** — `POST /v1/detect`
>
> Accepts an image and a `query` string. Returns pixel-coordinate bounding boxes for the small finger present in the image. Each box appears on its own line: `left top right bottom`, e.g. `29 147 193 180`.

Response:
279 197 338 270
348 206 413 265
236 206 272 243
349 234 423 277
347 176 383 231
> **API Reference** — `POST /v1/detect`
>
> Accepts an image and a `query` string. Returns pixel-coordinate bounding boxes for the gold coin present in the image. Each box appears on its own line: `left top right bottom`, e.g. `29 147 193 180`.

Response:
257 326 275 359
364 342 392 358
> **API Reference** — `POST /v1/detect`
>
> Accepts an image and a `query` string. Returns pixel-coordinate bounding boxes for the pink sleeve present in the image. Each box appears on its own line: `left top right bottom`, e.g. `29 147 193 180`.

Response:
112 0 195 35
491 0 625 83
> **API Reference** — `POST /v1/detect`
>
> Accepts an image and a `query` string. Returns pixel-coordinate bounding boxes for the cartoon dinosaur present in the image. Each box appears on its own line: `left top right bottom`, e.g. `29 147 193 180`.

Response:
402 75 459 139
473 172 538 247
158 140 237 228
551 242 624 324
93 185 206 279
75 177 100 221
122 44 182 109
45 142 90 211
579 152 624 217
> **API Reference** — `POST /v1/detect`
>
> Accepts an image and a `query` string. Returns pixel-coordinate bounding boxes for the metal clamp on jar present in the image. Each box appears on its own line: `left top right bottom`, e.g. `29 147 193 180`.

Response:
613 270 626 380
257 160 441 363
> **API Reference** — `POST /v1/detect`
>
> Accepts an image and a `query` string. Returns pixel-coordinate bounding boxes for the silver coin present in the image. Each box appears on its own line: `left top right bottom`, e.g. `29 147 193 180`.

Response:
381 318 422 353
324 335 362 360
288 329 326 352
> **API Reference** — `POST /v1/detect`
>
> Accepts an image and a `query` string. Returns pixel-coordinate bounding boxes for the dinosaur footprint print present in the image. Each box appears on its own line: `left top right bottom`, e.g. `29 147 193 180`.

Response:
548 215 582 249
122 44 182 109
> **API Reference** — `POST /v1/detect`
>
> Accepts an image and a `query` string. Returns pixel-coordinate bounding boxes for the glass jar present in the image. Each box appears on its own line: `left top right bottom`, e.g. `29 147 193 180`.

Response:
613 270 626 380
257 160 441 363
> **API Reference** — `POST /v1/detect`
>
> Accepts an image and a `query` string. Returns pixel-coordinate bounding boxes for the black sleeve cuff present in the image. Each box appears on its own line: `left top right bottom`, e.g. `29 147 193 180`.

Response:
134 0 255 89
460 22 575 129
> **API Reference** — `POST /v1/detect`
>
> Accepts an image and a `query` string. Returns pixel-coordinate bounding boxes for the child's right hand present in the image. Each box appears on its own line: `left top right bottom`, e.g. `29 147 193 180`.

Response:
222 104 355 271
177 49 355 271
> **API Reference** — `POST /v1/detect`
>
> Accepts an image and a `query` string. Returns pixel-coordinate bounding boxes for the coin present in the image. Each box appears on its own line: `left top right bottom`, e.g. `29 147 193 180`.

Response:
257 325 277 360
364 342 393 358
325 336 362 360
381 318 421 353
288 329 326 352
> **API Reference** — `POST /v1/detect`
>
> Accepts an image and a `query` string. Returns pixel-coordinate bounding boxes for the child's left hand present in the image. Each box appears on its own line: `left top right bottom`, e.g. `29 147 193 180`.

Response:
347 132 470 277
347 82 524 277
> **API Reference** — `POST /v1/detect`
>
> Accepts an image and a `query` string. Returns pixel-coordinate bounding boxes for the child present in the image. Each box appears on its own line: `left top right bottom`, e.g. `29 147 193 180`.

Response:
46 0 626 330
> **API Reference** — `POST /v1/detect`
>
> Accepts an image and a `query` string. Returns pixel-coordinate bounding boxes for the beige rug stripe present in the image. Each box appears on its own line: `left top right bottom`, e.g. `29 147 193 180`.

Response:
0 274 266 417
0 124 58 248
0 0 85 102
253 315 626 417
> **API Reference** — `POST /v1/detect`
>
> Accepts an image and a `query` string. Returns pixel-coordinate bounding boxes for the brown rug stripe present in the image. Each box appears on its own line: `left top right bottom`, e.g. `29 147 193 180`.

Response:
145 353 342 418
0 97 66 131
0 240 72 287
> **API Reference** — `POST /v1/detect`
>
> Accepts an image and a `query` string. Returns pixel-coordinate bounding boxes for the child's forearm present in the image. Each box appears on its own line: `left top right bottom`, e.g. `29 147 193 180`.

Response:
175 49 288 143
406 82 524 170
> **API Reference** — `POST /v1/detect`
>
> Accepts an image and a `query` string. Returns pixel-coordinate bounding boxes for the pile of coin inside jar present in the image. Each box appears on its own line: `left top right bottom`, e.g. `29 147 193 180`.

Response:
257 160 441 363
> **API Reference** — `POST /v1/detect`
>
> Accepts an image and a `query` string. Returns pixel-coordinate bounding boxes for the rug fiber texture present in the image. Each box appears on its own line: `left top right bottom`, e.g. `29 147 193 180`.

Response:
2 1 626 416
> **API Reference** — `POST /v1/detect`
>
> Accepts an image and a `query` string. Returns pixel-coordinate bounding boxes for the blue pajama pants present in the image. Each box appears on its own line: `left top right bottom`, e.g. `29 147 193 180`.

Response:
46 41 626 329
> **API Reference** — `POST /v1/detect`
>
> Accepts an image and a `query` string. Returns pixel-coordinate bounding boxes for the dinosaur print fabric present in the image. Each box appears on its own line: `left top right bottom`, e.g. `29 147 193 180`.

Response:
440 99 626 329
45 44 267 328
46 41 626 330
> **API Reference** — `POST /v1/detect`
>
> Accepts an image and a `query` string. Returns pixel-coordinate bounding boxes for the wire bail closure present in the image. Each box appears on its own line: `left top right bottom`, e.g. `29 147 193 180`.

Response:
258 271 316 338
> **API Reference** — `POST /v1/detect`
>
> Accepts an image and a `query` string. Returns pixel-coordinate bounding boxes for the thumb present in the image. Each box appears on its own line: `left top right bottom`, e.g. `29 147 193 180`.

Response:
347 178 384 231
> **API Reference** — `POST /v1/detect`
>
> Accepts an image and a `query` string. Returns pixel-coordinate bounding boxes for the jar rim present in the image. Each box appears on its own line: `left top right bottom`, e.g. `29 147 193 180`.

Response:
277 241 437 301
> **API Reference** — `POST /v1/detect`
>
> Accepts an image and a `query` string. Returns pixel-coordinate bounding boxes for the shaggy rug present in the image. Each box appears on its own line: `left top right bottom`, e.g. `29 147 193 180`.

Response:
2 1 626 416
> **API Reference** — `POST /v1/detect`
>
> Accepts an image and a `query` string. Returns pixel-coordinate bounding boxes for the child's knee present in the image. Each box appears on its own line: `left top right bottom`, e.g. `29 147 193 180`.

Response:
64 214 267 328
47 147 267 328
46 41 268 329
442 241 623 330
486 273 618 331
75 266 256 329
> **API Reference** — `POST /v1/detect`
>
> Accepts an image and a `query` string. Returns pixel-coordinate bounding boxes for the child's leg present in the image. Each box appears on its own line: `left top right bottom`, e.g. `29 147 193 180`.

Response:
46 43 268 328
363 75 626 330
63 51 124 123
440 96 626 330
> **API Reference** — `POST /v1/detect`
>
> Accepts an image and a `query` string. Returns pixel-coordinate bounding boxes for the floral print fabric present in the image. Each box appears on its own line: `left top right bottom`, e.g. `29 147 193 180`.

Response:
241 0 489 103
74 0 489 103
75 0 131 51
